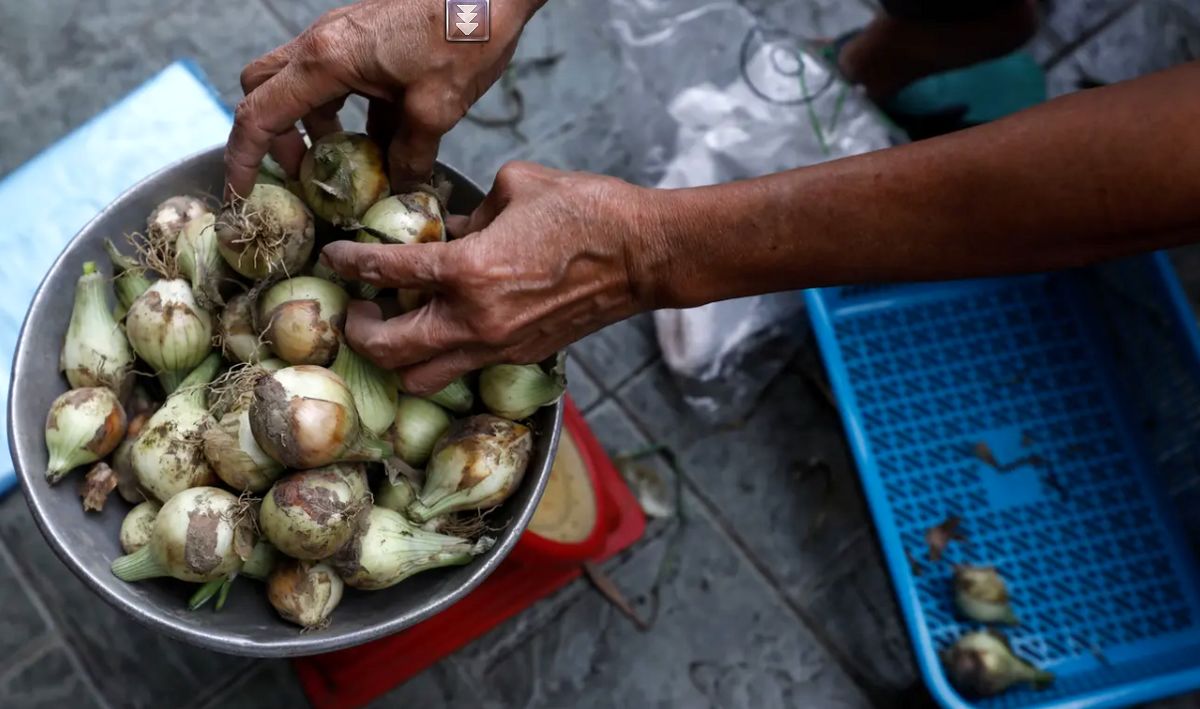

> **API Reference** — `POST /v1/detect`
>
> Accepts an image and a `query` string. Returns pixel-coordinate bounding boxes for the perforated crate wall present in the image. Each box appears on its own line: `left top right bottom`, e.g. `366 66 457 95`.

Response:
806 254 1200 709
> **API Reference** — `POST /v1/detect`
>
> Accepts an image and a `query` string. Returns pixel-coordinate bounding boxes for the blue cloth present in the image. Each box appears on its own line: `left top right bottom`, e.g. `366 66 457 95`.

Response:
0 61 234 497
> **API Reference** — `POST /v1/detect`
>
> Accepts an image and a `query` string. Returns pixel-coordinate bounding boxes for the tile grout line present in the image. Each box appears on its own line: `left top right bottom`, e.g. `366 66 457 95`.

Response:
602 391 894 706
0 634 58 687
0 537 115 709
186 660 265 709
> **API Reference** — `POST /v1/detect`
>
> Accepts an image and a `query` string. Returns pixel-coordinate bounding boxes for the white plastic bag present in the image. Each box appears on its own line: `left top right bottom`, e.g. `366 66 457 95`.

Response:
608 0 894 422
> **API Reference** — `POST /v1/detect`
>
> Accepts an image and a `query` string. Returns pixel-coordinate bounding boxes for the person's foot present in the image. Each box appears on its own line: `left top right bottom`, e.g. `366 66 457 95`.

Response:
836 0 1038 102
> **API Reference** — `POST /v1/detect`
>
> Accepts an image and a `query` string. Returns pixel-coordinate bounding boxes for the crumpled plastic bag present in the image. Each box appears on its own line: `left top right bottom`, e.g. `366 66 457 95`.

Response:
607 0 894 423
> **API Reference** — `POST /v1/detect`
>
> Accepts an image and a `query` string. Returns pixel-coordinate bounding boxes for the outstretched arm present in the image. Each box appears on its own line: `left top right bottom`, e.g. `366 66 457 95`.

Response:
324 61 1200 393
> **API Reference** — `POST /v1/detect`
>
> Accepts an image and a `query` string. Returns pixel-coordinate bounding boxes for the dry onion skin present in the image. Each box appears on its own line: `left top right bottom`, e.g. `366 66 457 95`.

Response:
45 387 127 484
111 486 250 583
299 132 389 228
216 183 315 279
258 277 348 366
408 414 532 522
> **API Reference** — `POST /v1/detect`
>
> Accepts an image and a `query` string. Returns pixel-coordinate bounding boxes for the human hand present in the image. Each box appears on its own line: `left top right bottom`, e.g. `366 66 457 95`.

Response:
319 162 664 394
224 0 542 199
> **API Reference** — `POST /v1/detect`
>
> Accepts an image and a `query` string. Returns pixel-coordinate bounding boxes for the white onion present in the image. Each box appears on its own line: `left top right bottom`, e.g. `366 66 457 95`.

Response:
110 487 250 583
258 277 348 366
299 132 389 228
61 262 134 394
45 387 126 484
124 279 213 393
330 506 493 590
408 415 532 522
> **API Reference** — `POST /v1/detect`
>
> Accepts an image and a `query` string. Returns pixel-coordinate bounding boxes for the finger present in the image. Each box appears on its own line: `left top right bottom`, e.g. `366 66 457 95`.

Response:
444 215 470 238
461 183 509 235
320 240 448 289
343 300 472 369
225 63 347 199
238 44 307 179
271 127 309 178
388 122 441 186
396 348 493 396
301 96 347 143
366 99 397 152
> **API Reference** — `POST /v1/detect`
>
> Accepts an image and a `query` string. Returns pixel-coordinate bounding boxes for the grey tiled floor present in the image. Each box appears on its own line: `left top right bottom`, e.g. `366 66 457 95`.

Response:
2 0 1200 708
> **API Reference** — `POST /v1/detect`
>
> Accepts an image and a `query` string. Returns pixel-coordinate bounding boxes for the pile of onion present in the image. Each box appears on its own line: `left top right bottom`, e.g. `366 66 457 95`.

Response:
46 137 558 631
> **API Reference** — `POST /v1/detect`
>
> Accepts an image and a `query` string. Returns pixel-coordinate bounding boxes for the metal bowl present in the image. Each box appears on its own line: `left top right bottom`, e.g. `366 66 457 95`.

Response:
7 146 560 657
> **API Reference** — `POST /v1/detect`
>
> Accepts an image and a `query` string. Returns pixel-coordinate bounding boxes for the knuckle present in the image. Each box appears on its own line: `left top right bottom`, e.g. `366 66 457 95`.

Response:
495 160 537 187
359 331 394 365
358 249 388 281
302 24 339 57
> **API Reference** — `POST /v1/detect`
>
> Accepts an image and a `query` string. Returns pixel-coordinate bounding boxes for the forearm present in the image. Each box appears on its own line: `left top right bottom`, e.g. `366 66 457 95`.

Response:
640 61 1200 309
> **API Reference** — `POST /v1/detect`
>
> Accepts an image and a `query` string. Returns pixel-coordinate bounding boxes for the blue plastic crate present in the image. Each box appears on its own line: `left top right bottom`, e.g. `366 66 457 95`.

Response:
806 253 1200 709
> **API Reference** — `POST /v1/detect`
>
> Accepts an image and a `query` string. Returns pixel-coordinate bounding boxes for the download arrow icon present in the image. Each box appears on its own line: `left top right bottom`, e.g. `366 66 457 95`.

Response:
447 1 486 40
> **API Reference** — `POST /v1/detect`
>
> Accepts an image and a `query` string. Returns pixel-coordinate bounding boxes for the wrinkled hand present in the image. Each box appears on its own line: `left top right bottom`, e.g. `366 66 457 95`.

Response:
224 0 540 198
321 162 661 394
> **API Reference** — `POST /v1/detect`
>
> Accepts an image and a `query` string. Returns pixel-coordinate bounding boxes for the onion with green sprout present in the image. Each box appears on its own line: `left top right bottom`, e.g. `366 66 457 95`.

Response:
299 132 389 228
353 191 446 299
218 293 270 364
249 365 390 469
110 486 251 583
124 279 213 393
480 360 565 420
420 377 474 414
260 468 367 560
330 342 397 436
131 354 222 502
119 500 161 554
258 277 348 366
331 506 494 590
268 559 343 629
216 183 315 279
104 240 154 320
407 415 532 522
240 541 280 581
60 261 134 394
392 395 451 467
942 630 1054 697
175 212 230 310
45 387 126 484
